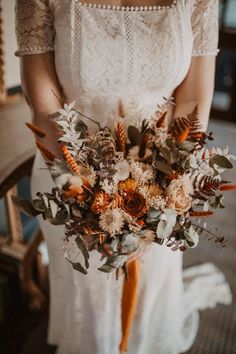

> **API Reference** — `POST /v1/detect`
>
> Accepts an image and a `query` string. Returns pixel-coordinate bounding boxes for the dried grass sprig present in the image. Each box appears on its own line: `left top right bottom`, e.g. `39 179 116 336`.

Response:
219 184 236 192
189 211 214 217
116 123 126 157
61 144 81 176
26 122 46 138
35 140 56 161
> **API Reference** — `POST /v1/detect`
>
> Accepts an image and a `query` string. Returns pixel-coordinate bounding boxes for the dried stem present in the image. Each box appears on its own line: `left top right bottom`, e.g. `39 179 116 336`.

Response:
191 222 228 247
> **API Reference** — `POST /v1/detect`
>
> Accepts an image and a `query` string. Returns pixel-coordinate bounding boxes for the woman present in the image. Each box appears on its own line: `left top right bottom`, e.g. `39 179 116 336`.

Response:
15 1 232 353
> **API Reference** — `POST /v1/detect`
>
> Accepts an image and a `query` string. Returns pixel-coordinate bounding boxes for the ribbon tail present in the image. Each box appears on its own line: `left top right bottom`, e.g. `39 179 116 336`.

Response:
119 259 140 353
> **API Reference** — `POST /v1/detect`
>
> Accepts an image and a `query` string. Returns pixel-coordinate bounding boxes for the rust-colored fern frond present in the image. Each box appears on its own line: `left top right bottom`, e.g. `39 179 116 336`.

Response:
26 122 46 138
171 106 202 137
35 140 55 161
116 123 126 157
186 106 202 134
192 174 222 197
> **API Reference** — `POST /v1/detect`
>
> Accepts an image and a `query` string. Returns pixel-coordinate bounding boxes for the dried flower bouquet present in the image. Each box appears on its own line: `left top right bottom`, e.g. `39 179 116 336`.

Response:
14 99 236 275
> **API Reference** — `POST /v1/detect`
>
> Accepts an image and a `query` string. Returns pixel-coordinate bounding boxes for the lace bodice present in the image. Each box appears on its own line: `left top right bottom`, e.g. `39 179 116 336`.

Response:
15 0 219 128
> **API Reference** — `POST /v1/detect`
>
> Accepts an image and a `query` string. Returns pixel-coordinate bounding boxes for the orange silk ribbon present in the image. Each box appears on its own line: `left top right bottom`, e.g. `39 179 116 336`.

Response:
119 259 140 353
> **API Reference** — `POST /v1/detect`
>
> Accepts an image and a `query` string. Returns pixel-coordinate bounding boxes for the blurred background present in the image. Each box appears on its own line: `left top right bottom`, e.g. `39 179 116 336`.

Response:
0 1 236 354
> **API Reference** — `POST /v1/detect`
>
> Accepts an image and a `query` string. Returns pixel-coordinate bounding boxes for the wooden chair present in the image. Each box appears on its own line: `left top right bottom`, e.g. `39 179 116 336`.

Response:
0 97 46 311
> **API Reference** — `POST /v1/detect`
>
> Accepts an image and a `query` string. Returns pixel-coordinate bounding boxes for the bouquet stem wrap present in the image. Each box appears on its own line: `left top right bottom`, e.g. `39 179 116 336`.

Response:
119 259 140 353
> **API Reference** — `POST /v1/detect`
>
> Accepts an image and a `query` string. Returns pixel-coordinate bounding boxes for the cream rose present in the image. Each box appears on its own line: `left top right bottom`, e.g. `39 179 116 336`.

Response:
166 175 193 214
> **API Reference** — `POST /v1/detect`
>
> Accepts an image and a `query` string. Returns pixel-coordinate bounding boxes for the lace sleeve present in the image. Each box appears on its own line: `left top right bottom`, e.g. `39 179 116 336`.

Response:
15 0 55 56
191 0 219 56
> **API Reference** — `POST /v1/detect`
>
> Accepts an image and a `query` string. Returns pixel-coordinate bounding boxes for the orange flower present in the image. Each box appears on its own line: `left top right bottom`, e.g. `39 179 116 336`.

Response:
91 191 111 214
63 185 86 202
118 178 137 193
120 190 147 218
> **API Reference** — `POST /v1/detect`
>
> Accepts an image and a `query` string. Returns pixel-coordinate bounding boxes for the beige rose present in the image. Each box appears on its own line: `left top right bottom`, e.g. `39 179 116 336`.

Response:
166 175 193 214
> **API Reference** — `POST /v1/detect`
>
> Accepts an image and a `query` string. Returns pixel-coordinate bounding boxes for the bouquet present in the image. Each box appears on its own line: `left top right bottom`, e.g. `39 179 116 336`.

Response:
14 98 236 275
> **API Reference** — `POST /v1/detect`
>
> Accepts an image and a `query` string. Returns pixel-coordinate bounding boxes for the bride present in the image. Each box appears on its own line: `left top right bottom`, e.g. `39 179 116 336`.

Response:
15 0 232 353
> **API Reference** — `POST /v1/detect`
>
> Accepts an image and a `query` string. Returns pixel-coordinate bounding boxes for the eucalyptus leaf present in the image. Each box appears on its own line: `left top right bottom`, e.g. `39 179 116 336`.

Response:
49 199 58 218
98 253 127 273
156 220 173 239
185 239 194 247
44 209 70 225
211 154 233 169
42 195 49 208
75 235 90 269
209 194 225 209
11 196 40 217
184 226 199 248
153 160 173 175
74 120 88 138
119 233 139 254
159 147 171 165
146 208 161 223
66 258 88 274
178 141 195 152
165 138 175 149
32 199 47 212
71 204 82 217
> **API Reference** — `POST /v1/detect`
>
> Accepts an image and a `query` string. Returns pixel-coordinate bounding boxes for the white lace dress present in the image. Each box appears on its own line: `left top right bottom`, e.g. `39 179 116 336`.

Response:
15 1 232 353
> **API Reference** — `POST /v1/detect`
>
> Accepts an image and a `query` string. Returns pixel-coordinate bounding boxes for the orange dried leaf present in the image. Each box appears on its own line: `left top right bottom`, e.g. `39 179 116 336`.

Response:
35 140 55 161
156 111 167 128
219 184 236 192
189 211 214 217
178 127 190 142
26 122 46 138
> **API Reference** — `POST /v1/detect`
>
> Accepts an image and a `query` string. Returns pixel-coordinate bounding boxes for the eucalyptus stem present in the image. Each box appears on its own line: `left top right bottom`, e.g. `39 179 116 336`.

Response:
191 222 228 247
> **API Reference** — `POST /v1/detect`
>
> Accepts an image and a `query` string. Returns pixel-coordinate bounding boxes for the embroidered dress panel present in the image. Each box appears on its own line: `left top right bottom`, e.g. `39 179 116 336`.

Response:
14 2 231 354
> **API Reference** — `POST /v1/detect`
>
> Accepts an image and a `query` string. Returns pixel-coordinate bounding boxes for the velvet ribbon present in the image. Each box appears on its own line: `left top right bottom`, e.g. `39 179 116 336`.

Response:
119 259 140 353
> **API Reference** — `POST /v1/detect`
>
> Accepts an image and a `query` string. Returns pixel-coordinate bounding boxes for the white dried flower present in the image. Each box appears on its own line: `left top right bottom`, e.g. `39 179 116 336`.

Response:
140 230 156 247
99 209 125 236
100 178 118 195
139 184 166 210
127 146 152 162
130 161 154 185
79 166 96 187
